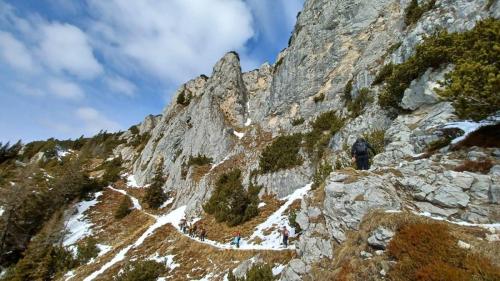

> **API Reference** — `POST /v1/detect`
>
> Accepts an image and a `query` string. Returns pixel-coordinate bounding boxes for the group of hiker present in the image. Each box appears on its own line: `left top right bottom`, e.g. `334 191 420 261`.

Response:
179 218 207 241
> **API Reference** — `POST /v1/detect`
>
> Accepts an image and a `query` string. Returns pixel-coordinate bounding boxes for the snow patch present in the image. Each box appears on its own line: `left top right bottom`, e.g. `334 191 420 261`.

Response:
272 264 285 276
0 207 4 216
160 197 175 209
126 174 141 188
233 130 245 139
97 244 112 257
192 272 214 281
64 270 75 281
63 192 103 246
210 155 230 171
149 253 180 271
258 202 266 208
245 118 252 126
245 183 312 250
444 115 499 144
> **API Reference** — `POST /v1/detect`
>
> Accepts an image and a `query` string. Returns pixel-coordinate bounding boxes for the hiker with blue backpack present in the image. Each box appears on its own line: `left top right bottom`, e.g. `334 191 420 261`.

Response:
231 231 241 248
351 137 375 170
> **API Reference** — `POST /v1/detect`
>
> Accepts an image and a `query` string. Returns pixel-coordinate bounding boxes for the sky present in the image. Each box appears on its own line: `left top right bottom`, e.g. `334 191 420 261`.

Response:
0 0 303 143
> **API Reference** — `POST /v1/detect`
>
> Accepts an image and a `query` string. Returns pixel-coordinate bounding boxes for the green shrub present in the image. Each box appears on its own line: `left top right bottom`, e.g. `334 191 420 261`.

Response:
343 79 353 103
291 117 305 126
176 89 192 106
404 0 436 26
347 88 374 118
362 129 386 156
128 125 139 135
311 162 333 190
100 157 123 185
203 169 260 226
143 166 168 209
129 132 151 151
487 0 495 9
378 19 500 120
187 154 213 167
77 237 99 264
288 209 301 234
259 134 303 174
372 63 394 85
114 195 132 219
313 93 325 103
245 264 276 281
304 111 344 161
114 260 165 281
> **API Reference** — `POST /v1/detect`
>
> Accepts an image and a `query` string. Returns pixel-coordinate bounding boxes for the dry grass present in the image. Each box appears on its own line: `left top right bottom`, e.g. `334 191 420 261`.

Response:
454 124 500 149
192 164 211 182
306 210 500 281
454 159 493 174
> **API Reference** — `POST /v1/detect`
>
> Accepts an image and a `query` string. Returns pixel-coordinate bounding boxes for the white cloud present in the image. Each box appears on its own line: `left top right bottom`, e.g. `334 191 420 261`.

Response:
76 107 121 134
105 75 136 96
13 82 45 97
37 22 103 79
47 79 85 100
88 0 254 83
0 31 37 73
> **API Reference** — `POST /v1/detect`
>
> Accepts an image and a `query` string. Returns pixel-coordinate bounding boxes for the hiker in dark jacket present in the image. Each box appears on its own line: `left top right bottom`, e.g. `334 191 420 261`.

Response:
351 138 375 170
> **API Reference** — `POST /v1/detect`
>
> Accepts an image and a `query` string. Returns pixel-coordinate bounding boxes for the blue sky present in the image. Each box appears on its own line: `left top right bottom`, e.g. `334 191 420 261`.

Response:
0 0 303 143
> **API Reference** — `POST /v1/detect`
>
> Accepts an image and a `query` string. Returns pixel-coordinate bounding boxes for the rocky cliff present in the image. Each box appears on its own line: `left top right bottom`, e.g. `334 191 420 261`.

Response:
3 0 498 280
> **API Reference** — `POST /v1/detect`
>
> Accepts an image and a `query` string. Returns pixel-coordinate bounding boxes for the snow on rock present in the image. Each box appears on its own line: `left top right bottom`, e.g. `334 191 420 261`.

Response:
444 115 499 144
245 118 252 126
272 264 285 276
258 202 266 208
63 192 103 247
233 130 245 139
108 186 142 210
160 197 175 209
210 155 230 171
126 174 141 188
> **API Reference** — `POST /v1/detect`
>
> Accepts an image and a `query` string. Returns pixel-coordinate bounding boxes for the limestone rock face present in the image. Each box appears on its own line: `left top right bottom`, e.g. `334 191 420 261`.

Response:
106 0 500 279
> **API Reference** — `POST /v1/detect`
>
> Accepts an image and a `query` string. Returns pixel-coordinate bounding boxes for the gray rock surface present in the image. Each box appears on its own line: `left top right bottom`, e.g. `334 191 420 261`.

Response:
367 227 395 250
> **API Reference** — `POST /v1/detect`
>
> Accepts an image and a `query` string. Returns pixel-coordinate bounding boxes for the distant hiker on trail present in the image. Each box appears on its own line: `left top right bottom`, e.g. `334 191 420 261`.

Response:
280 226 289 248
179 218 187 233
200 227 206 242
191 224 198 238
351 137 375 170
231 231 241 248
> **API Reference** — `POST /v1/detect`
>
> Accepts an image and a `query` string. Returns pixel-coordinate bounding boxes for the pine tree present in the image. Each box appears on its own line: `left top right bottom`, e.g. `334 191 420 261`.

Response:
115 195 133 219
143 165 167 209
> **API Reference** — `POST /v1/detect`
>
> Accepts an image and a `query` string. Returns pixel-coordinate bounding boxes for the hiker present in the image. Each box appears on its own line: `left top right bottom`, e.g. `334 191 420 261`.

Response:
231 231 241 248
191 224 198 238
200 227 206 242
179 218 187 233
280 226 289 248
351 137 375 170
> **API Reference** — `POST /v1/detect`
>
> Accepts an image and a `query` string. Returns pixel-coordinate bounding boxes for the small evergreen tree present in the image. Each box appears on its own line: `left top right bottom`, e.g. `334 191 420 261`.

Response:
115 195 132 219
143 166 168 209
203 169 260 226
77 237 99 264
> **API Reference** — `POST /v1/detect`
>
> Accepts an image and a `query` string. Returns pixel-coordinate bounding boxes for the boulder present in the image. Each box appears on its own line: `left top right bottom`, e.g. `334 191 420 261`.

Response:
367 227 395 250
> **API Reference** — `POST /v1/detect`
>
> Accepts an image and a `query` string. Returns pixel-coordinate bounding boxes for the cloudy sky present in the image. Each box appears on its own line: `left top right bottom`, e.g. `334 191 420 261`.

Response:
0 0 303 143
